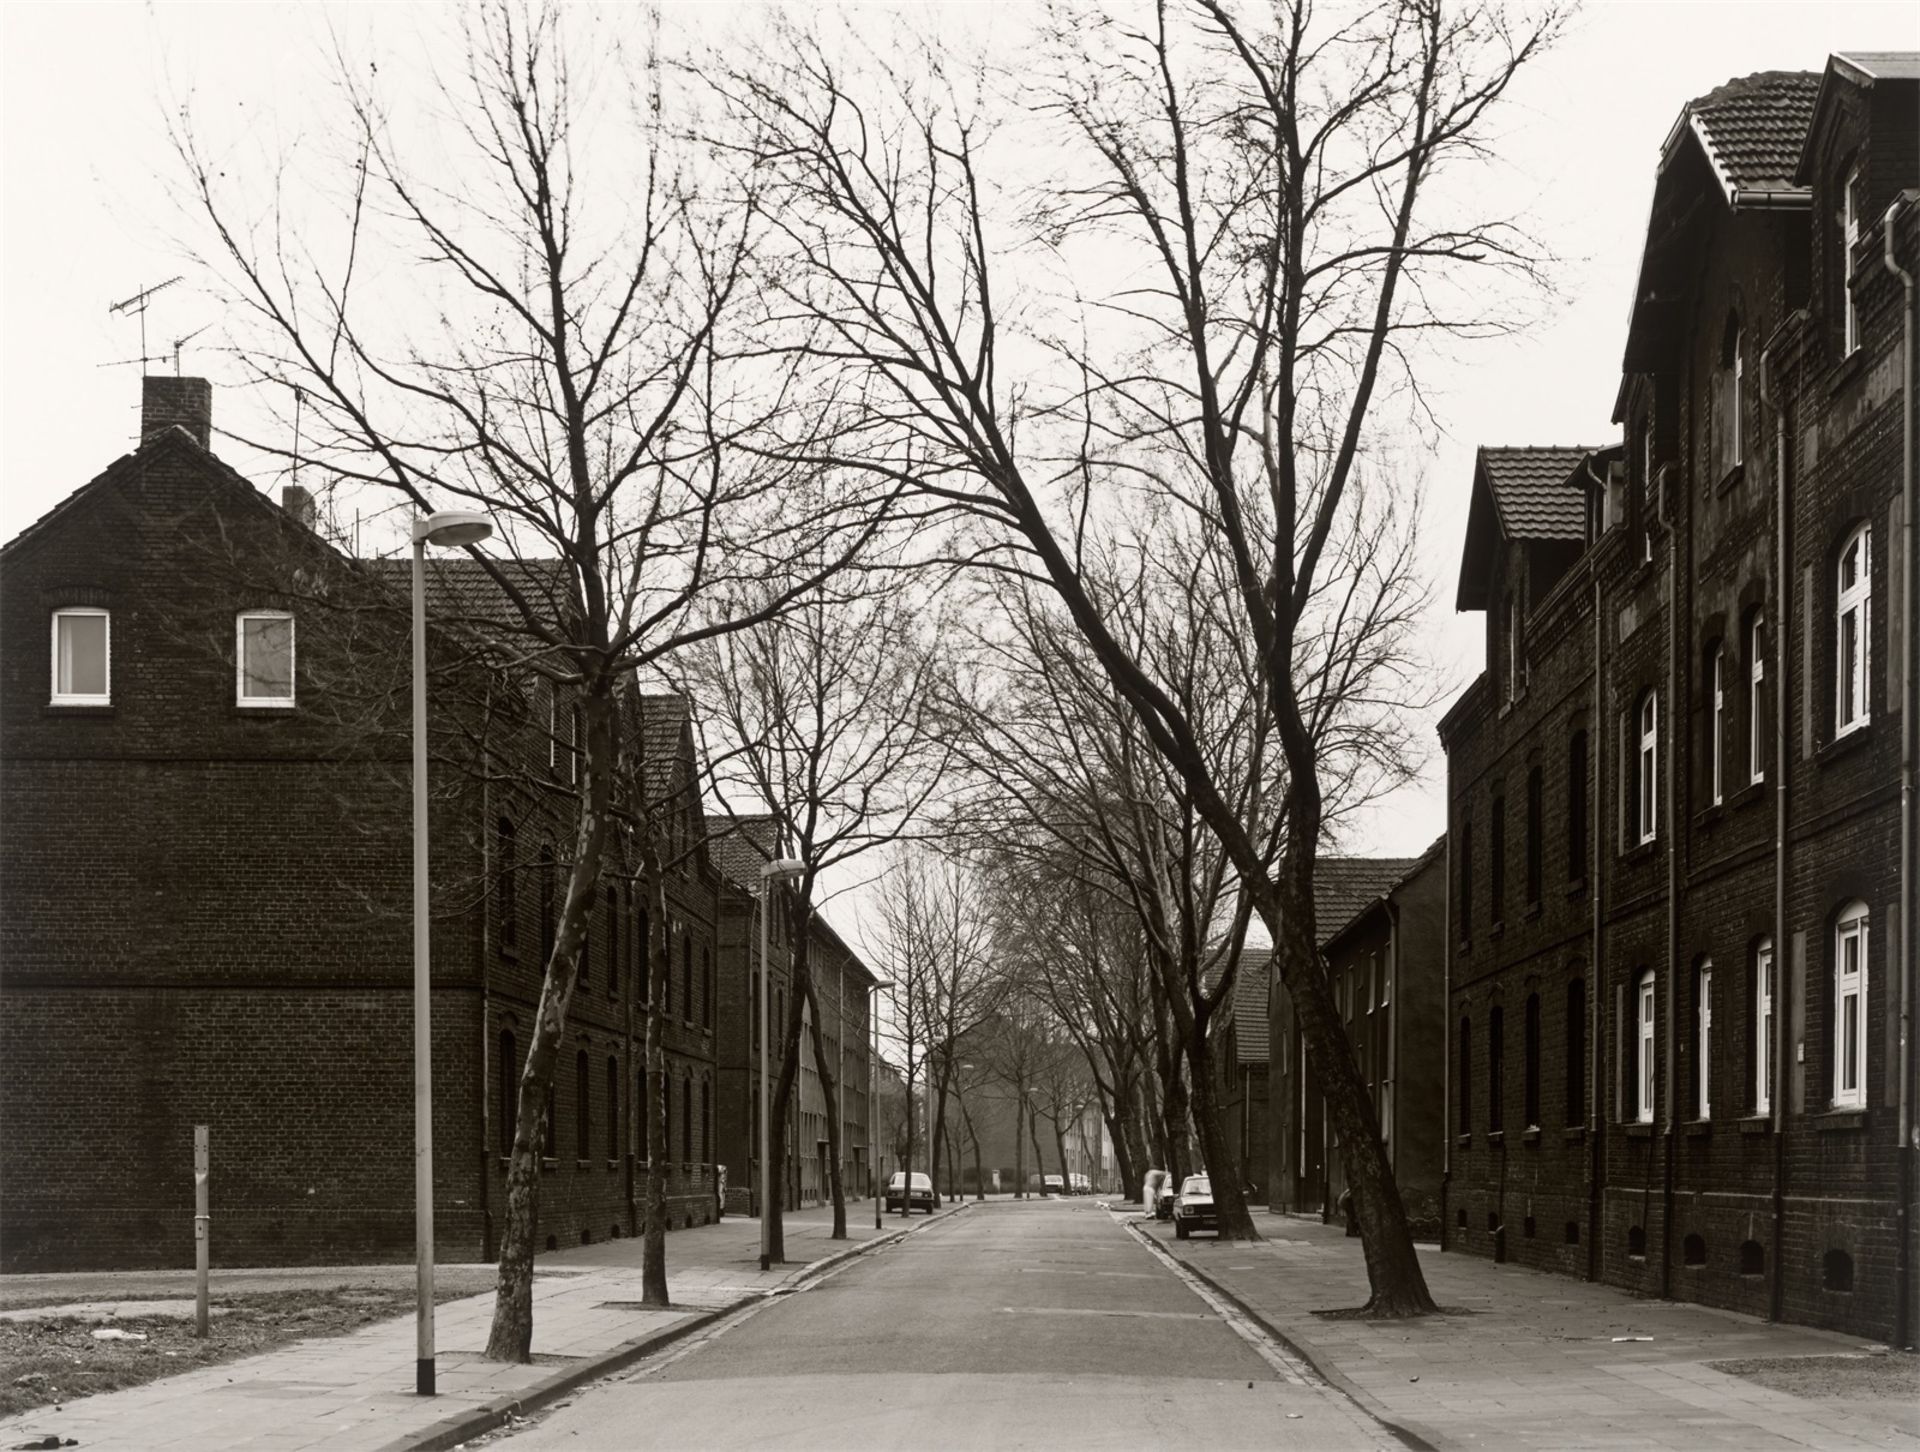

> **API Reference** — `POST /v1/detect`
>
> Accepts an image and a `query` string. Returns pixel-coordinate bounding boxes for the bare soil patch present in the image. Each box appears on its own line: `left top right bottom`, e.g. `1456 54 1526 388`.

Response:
0 1272 496 1419
1707 1352 1919 1405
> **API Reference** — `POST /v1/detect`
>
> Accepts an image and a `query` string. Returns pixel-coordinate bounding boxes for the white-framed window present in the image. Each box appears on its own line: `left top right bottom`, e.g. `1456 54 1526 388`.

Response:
1695 960 1712 1120
1843 167 1862 355
50 607 111 705
1636 691 1658 845
1836 524 1871 736
1641 426 1656 564
1749 611 1767 785
1833 902 1869 1109
1754 938 1774 1114
236 611 295 706
1637 969 1656 1124
1710 646 1725 806
1504 592 1521 703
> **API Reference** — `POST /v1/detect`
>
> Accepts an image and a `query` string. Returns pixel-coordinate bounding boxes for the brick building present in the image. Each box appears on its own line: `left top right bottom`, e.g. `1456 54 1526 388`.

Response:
1264 853 1445 1230
709 815 881 1217
1439 55 1917 1341
1 379 724 1268
1213 952 1271 1203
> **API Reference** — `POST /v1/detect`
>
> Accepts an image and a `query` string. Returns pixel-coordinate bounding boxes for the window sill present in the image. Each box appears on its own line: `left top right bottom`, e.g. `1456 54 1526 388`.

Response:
1523 901 1543 923
1815 1108 1867 1132
1695 801 1726 831
1488 1130 1506 1150
1824 347 1869 398
1726 779 1766 812
42 703 114 717
541 1157 559 1173
1817 723 1873 767
1683 1119 1712 1138
1456 1133 1473 1149
1563 1125 1587 1144
606 1158 621 1173
1739 1115 1773 1136
1621 838 1659 866
1458 939 1473 957
575 1158 593 1172
1624 1123 1654 1139
1521 1127 1542 1147
1489 921 1505 942
234 702 297 714
1715 460 1746 497
1566 875 1588 899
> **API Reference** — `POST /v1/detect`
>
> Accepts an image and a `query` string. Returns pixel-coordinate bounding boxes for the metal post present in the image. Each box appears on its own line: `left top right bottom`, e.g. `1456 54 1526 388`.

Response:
872 990 882 1229
193 1125 209 1338
411 536 436 1397
758 882 772 1272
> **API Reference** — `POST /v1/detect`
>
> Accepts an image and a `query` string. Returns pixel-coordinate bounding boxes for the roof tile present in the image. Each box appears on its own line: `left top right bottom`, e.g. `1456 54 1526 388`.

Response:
1689 71 1821 193
1479 446 1592 542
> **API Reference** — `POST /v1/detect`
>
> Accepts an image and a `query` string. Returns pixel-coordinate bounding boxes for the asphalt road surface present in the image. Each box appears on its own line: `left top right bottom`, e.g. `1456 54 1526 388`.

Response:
496 1197 1394 1450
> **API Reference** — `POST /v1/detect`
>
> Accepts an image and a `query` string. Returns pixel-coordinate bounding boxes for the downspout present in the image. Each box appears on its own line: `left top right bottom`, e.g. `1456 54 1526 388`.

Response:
1582 457 1608 1282
1760 336 1790 1325
1442 828 1452 1252
1882 196 1916 1351
480 770 494 1262
1663 461 1680 1301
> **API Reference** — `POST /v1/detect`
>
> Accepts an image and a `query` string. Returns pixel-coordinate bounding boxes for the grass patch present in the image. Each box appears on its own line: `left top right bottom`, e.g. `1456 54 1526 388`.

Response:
0 1274 496 1419
1707 1352 1918 1405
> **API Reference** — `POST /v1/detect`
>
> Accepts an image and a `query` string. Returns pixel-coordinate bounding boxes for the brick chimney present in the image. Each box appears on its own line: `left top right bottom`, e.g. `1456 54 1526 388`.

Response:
140 376 213 449
281 484 316 530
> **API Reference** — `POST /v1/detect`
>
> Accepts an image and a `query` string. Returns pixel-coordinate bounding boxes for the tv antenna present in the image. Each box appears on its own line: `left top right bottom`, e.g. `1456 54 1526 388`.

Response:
168 325 211 376
106 276 183 372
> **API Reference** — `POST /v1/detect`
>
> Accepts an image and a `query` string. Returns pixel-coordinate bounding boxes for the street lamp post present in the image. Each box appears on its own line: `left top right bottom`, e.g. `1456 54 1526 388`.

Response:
758 858 804 1272
410 509 491 1399
867 979 894 1229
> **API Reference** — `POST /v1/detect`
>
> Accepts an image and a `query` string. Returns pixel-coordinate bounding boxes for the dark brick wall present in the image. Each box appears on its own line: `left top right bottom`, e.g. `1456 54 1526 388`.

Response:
1438 70 1915 1341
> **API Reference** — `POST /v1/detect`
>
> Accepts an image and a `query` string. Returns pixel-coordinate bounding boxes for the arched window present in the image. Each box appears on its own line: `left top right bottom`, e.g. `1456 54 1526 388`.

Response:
1567 729 1588 883
1695 960 1713 1120
1490 795 1506 927
703 948 714 1029
1633 692 1658 846
498 1029 518 1155
637 907 651 1006
682 935 695 1023
1836 524 1871 736
575 1049 591 1161
1834 901 1869 1109
1747 610 1767 786
1457 1017 1473 1135
1754 938 1775 1114
606 1055 620 1160
1525 767 1543 908
538 843 556 960
1488 1005 1505 1133
606 889 619 997
1565 978 1587 1126
1707 643 1725 806
663 923 674 1018
701 1080 711 1165
681 1074 694 1161
1635 969 1656 1123
496 818 518 952
1523 993 1541 1128
1458 815 1475 939
543 1083 556 1160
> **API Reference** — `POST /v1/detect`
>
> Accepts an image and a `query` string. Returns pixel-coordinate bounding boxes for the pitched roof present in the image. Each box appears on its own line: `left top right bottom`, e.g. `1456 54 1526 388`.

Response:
1480 447 1592 540
1314 856 1422 941
1681 71 1821 199
1230 950 1271 1066
1795 53 1920 185
1455 446 1601 611
1319 837 1447 949
710 814 780 892
628 691 691 801
366 556 573 630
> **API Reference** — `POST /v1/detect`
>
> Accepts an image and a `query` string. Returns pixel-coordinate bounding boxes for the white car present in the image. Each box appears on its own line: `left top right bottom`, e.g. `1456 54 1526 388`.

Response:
1173 1174 1217 1238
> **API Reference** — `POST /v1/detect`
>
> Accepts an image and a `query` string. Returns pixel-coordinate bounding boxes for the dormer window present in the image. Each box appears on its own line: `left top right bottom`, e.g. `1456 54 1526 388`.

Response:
1716 315 1744 477
236 611 296 706
51 608 110 705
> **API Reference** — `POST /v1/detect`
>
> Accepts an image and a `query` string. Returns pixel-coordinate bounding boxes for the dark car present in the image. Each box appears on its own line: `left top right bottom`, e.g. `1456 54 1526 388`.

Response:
885 1171 937 1214
1173 1174 1216 1239
1152 1172 1176 1220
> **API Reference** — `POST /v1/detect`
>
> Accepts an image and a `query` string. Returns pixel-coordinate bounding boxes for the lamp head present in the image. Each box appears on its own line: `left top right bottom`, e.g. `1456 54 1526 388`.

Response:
414 510 493 548
759 858 806 881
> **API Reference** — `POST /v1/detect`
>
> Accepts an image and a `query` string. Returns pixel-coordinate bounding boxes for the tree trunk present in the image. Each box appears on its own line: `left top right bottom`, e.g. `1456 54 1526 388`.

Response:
640 868 671 1305
1027 1106 1047 1194
484 691 614 1362
1051 1119 1070 1196
802 976 847 1238
1185 1029 1257 1240
1012 1090 1027 1197
766 909 808 1262
1265 863 1435 1314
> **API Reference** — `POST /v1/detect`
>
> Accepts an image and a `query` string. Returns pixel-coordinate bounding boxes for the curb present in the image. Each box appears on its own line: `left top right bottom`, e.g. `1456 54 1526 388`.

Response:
1125 1222 1438 1452
393 1204 967 1452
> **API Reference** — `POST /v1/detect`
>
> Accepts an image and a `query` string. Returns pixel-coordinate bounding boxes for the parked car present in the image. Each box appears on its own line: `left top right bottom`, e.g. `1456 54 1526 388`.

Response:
1145 1169 1176 1220
1042 1173 1066 1196
885 1171 937 1214
1173 1174 1216 1238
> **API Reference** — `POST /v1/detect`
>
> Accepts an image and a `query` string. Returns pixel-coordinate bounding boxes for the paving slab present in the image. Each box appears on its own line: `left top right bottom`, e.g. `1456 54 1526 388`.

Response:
0 1202 943 1452
1139 1210 1918 1451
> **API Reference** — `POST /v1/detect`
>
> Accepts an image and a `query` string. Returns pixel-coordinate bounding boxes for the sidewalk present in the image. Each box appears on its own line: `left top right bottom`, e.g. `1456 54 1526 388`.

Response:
0 1203 947 1452
1139 1212 1917 1451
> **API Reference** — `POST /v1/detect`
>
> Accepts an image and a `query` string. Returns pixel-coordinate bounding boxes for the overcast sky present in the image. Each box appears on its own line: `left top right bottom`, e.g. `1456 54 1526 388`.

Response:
4 1 1915 867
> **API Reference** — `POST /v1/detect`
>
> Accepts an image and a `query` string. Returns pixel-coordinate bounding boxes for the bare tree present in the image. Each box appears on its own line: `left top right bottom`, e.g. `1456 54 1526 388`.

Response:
681 566 953 1246
711 0 1548 1311
178 3 890 1359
